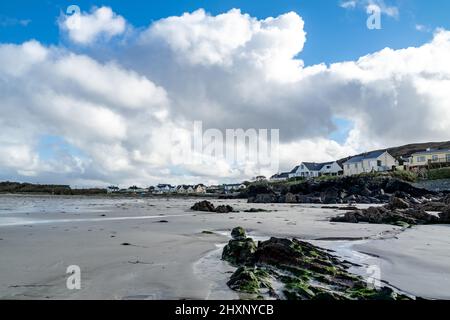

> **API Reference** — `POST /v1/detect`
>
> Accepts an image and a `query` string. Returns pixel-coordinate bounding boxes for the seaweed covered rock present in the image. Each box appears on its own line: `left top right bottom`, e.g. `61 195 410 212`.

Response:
227 267 272 294
231 226 246 240
221 228 413 300
222 230 257 266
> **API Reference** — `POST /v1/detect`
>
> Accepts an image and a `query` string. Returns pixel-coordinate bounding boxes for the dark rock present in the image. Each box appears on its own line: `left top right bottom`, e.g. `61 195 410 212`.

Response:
191 201 234 213
385 179 431 197
248 193 278 203
421 201 447 212
222 237 257 266
438 207 450 223
231 226 246 240
191 200 215 212
227 267 271 294
444 194 450 205
389 196 410 210
215 205 234 213
285 193 297 203
244 208 271 213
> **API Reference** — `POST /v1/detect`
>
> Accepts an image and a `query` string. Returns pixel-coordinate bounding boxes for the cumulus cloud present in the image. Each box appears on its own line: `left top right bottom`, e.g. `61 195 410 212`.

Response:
59 6 126 45
1 7 450 186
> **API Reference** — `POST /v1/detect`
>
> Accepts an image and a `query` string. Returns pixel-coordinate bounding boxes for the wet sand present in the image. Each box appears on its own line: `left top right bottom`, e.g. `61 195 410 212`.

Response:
0 195 449 299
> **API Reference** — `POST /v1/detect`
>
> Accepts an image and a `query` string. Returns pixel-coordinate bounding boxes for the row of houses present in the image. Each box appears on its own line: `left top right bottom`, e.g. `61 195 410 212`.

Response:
271 148 450 181
271 160 346 180
107 183 247 195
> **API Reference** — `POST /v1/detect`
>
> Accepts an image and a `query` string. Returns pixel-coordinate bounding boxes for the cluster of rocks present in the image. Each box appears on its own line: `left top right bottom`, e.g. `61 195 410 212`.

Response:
331 193 450 226
221 227 412 300
190 200 235 213
246 176 437 205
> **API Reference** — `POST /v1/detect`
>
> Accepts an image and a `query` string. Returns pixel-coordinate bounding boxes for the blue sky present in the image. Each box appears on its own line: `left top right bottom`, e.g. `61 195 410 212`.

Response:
1 0 449 66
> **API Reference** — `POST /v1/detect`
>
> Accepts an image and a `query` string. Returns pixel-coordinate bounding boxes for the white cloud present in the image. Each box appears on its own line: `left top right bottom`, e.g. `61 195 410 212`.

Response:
340 0 399 18
1 7 450 186
59 7 126 45
340 1 357 9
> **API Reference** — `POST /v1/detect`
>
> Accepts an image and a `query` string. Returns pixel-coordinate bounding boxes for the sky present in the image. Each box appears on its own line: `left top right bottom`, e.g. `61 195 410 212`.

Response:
0 0 450 187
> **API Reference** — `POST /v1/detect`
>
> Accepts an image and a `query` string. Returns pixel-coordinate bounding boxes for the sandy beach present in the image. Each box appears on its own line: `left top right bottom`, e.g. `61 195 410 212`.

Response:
0 194 449 300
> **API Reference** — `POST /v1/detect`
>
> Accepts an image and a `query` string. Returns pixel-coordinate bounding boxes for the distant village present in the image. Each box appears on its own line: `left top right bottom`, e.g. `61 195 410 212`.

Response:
108 147 450 195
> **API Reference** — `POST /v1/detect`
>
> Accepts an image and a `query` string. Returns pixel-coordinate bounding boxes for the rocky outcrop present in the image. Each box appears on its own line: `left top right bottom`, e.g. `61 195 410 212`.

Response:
222 228 412 300
191 201 235 213
191 200 216 212
331 195 449 226
247 176 435 205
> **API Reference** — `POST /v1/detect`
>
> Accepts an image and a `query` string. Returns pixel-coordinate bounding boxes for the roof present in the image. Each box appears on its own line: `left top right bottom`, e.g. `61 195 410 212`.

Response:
303 162 329 171
291 161 337 172
271 172 290 179
289 166 300 174
343 150 387 164
157 184 173 188
411 149 450 156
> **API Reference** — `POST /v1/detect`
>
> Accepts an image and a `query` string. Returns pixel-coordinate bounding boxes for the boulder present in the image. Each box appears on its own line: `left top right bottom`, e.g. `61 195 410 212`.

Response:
222 237 257 266
438 207 450 224
249 193 277 203
227 267 263 294
285 193 297 203
389 196 410 210
191 200 215 212
215 205 234 213
231 226 246 240
421 201 447 212
444 194 450 205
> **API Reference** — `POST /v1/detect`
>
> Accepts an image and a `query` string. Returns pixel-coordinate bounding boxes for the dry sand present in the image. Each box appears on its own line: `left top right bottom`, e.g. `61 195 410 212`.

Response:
0 195 449 299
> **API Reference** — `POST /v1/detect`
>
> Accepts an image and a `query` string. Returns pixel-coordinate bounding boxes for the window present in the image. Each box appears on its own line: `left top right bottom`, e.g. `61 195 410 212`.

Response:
417 156 426 163
446 154 450 162
377 160 382 167
432 155 439 161
347 164 350 170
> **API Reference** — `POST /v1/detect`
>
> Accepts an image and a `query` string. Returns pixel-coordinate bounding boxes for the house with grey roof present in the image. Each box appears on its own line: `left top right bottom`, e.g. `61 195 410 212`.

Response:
270 172 290 181
343 150 397 176
289 161 343 179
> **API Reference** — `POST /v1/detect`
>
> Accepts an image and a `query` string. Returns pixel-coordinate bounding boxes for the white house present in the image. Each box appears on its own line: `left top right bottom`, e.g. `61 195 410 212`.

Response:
193 184 207 194
154 184 175 194
343 150 397 176
107 186 119 194
289 161 343 178
176 185 194 194
223 183 246 193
